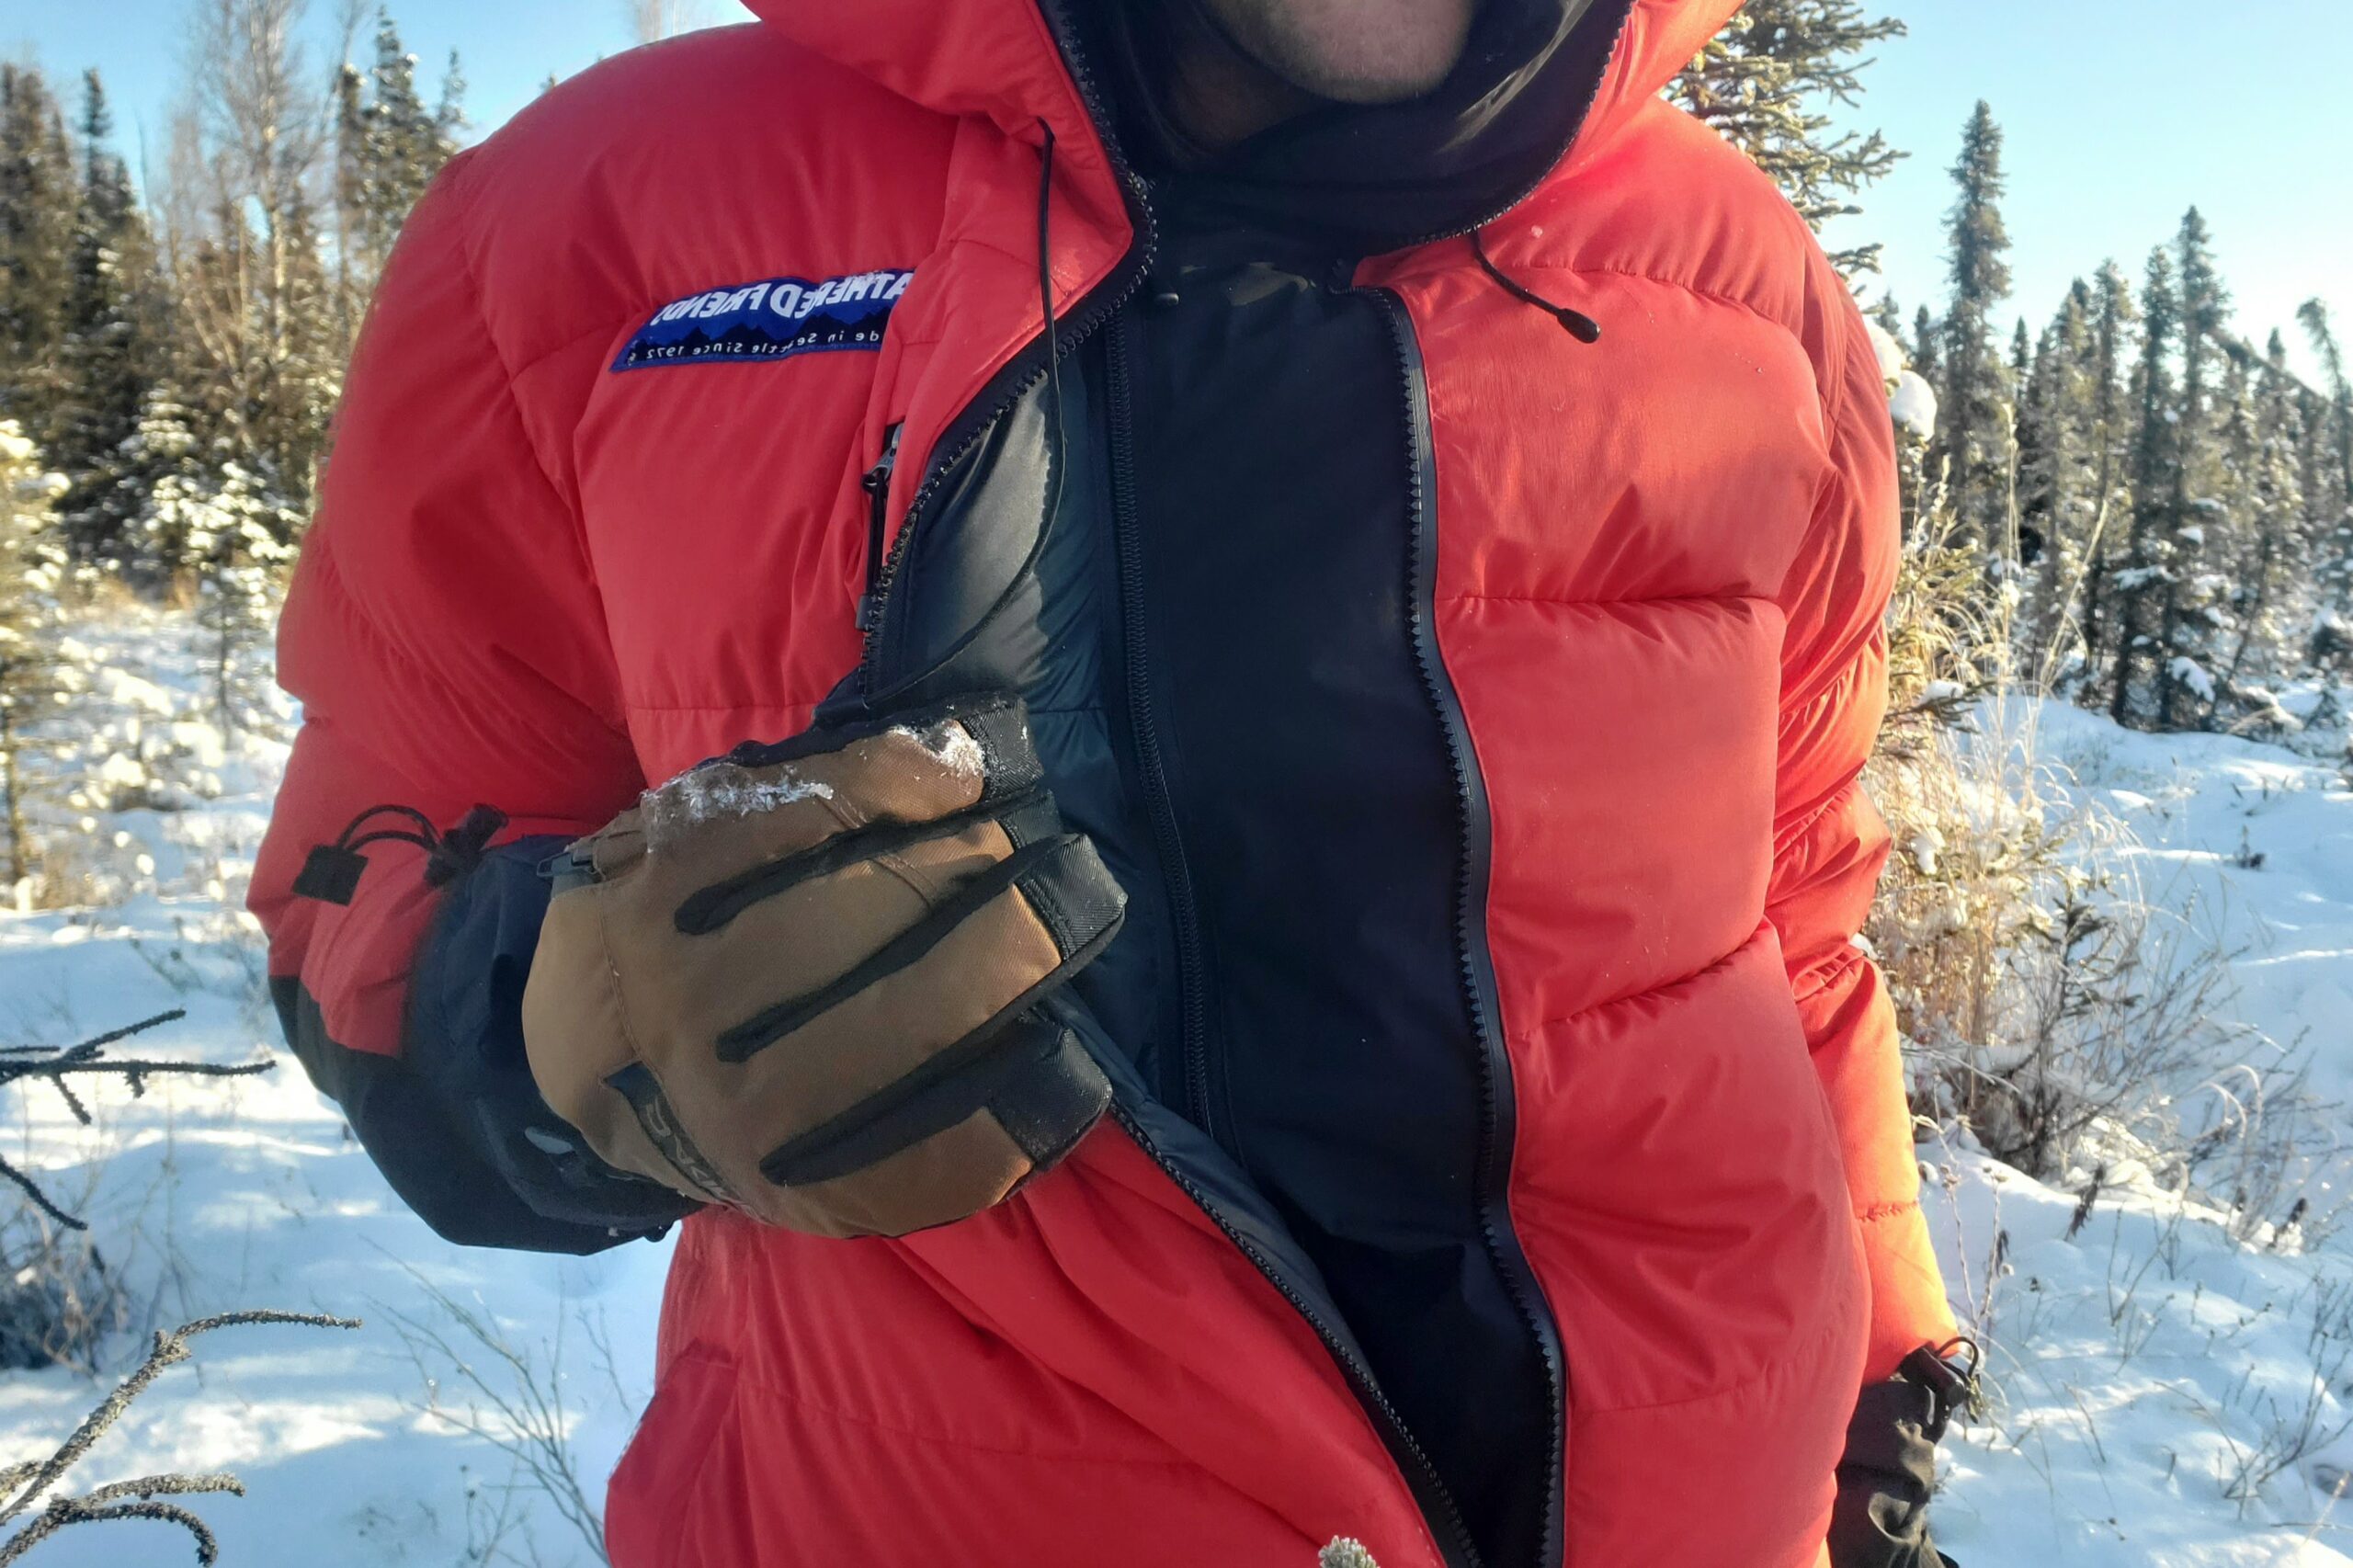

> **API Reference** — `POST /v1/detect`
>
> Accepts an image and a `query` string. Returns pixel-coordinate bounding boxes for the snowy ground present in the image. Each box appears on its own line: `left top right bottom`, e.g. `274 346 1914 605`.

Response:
1925 697 2353 1566
0 606 2347 1565
0 608 667 1567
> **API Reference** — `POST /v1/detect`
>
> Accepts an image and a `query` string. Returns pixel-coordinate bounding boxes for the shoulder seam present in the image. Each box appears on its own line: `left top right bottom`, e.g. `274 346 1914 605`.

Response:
1505 260 1804 346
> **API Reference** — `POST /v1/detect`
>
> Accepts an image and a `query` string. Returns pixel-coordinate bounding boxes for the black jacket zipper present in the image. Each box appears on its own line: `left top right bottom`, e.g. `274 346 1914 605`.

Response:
1368 288 1567 1568
1107 1096 1483 1568
854 1 1157 710
856 422 904 633
1103 311 1219 1144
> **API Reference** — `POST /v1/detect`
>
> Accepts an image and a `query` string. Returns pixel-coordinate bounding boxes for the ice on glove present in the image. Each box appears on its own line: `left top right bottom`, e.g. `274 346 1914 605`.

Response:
521 695 1124 1238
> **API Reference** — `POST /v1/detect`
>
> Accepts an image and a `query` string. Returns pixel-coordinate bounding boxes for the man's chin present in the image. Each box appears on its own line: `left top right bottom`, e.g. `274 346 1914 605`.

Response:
1214 0 1478 108
1298 67 1458 106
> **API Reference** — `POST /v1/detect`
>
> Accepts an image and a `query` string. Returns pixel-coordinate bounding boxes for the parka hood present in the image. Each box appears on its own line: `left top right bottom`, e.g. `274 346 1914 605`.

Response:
746 0 1742 253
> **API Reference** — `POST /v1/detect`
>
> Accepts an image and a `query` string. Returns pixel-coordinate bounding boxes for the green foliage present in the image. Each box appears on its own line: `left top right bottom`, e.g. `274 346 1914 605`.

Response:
0 68 77 438
50 73 167 564
1933 100 2015 546
1671 0 1905 276
335 9 464 319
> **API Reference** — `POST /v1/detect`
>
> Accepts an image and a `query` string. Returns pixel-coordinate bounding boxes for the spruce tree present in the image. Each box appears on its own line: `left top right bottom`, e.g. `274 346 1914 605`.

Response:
2219 333 2305 688
2109 246 2177 724
1934 101 2014 548
254 195 342 515
2302 301 2352 532
2154 208 2230 729
2075 262 2137 681
2302 302 2353 665
51 72 165 565
1670 0 1905 274
2018 285 2101 677
1911 302 1939 385
0 67 78 437
2006 316 2034 554
0 421 70 894
335 10 463 323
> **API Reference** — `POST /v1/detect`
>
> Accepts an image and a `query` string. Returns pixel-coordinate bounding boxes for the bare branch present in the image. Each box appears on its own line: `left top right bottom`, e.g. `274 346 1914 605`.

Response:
0 1012 271 1231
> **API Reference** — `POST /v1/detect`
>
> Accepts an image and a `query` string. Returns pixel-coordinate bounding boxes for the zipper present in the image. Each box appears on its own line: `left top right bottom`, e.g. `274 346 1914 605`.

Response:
840 3 1636 1559
1104 312 1220 1142
855 422 904 633
854 251 1154 708
1367 288 1567 1568
855 0 1158 709
1108 1098 1483 1568
1104 261 1477 1566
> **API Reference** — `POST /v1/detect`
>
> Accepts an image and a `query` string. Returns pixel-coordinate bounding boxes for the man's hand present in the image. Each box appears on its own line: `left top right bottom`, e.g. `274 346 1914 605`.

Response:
521 695 1124 1238
1827 1345 1972 1568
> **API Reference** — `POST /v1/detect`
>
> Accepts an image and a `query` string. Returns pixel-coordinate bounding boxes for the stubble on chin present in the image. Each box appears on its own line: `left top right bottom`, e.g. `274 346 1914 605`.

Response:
1209 0 1479 106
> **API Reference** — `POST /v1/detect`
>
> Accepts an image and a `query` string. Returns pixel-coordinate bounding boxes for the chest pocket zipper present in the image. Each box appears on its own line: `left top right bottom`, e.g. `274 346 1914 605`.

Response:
856 421 904 633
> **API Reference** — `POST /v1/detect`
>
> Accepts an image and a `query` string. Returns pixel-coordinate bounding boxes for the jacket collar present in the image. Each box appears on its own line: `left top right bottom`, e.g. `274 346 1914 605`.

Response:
746 0 1742 255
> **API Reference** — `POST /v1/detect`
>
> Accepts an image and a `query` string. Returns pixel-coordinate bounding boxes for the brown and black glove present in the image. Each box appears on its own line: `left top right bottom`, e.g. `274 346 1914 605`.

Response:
520 695 1124 1239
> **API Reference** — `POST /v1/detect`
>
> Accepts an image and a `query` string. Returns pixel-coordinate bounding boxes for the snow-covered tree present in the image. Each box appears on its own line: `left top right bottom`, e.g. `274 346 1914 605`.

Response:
51 72 166 565
334 10 463 328
123 407 297 735
1933 101 2014 547
2302 301 2353 666
2213 333 2306 693
2017 283 2100 676
0 67 78 439
2108 246 2179 725
0 422 71 893
2073 262 2137 681
2153 208 2231 730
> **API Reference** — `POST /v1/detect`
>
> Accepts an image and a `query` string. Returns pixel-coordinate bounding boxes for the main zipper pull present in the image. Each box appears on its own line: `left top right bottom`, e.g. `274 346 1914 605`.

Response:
856 421 904 633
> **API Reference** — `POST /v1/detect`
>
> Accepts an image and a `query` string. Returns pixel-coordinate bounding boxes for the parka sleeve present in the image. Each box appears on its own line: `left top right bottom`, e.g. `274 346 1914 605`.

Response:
249 156 683 1252
1768 295 1960 1383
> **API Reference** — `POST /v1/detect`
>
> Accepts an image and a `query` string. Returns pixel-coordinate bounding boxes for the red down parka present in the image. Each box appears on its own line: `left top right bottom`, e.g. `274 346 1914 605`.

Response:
250 2 1961 1564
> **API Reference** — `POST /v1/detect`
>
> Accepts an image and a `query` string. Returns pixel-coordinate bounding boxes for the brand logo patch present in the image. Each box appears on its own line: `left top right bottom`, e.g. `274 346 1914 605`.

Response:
611 268 914 372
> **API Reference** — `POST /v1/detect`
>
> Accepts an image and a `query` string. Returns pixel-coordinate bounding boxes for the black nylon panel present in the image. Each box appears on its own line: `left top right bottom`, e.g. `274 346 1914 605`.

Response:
1109 222 1553 1568
269 839 692 1255
838 213 1563 1568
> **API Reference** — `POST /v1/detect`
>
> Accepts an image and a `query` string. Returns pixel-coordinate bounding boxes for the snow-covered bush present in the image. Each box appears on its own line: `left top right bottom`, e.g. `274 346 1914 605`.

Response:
1864 353 2318 1229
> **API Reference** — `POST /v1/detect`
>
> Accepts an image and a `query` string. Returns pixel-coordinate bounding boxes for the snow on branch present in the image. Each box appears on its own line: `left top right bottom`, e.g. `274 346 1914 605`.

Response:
0 1310 361 1565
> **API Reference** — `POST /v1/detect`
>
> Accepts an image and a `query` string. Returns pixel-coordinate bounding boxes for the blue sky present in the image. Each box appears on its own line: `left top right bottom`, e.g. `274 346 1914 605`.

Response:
4 1 2346 377
1821 0 2349 377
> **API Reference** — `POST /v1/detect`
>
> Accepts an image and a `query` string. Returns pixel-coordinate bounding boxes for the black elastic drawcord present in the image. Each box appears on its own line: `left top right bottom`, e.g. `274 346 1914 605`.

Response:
1471 230 1601 344
292 801 508 904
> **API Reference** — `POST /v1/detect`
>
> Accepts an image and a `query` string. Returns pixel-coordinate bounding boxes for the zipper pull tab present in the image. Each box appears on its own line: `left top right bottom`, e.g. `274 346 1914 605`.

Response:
856 422 904 633
538 841 603 893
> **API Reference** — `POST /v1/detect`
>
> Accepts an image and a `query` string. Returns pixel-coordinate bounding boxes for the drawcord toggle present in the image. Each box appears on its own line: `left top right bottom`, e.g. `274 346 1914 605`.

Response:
292 801 509 905
1471 229 1601 344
